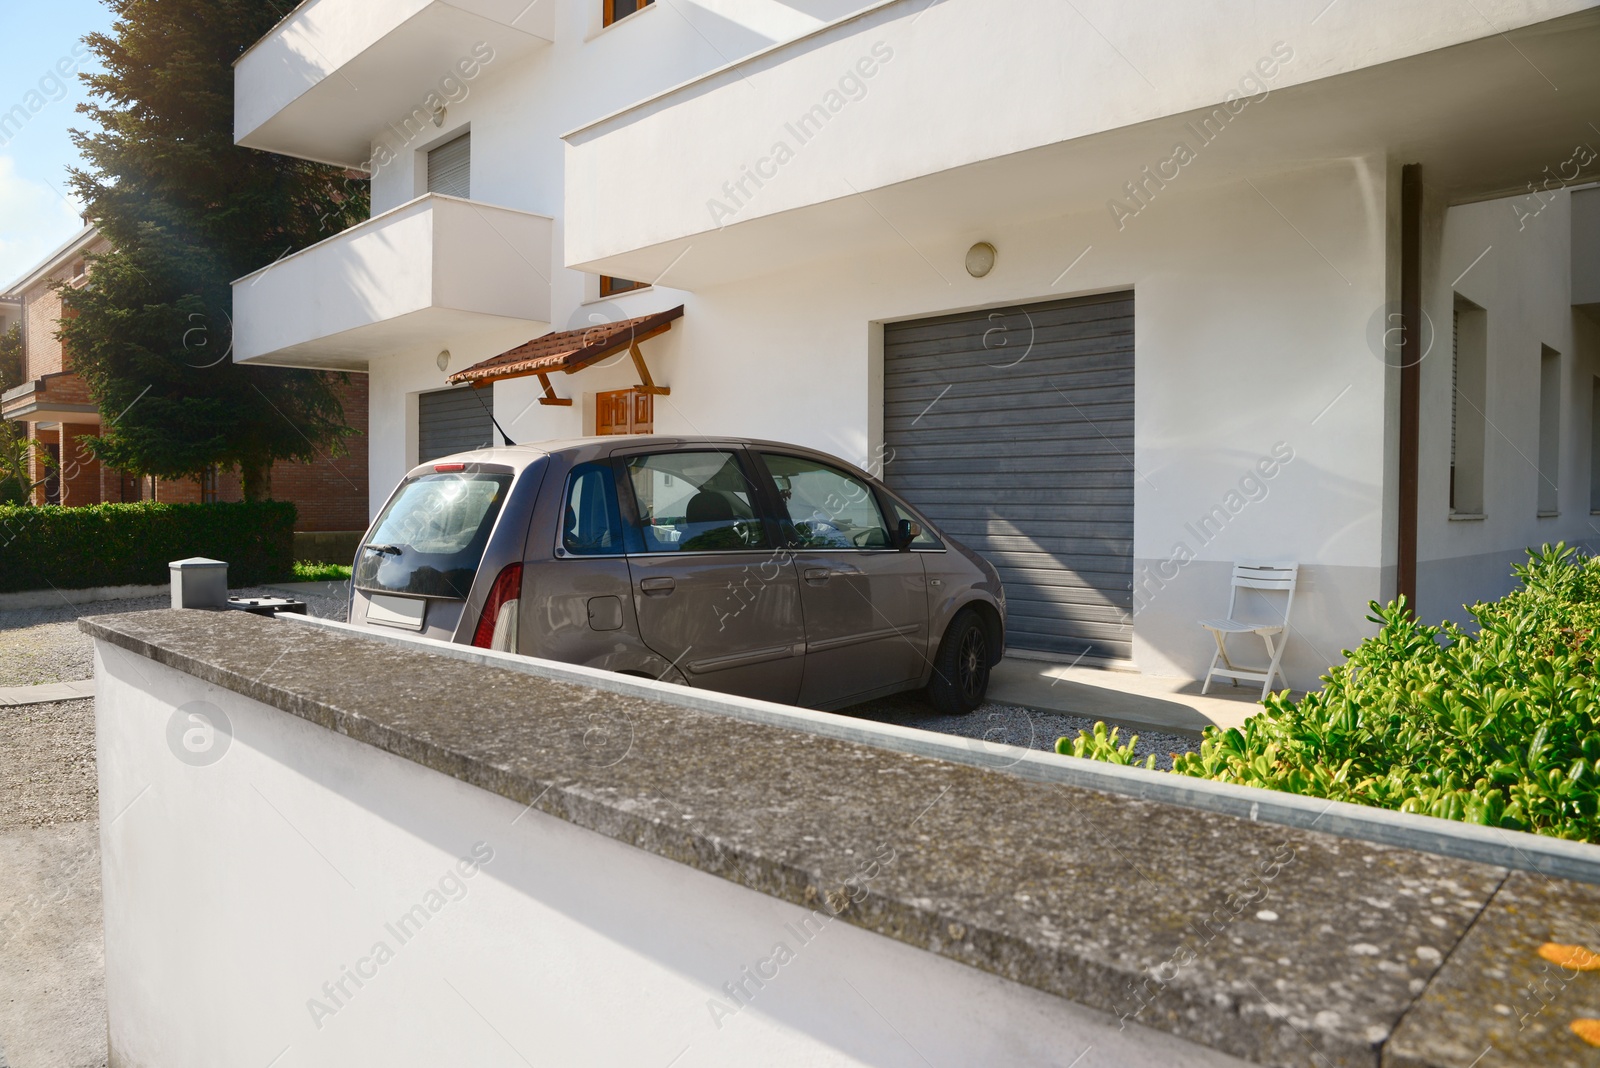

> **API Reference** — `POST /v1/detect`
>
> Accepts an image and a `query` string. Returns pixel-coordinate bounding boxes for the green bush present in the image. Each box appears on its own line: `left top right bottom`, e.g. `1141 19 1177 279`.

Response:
292 560 351 582
1059 544 1600 842
0 500 296 593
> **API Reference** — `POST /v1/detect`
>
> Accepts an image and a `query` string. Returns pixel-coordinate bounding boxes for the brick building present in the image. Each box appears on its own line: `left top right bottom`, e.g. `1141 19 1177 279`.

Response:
1 226 368 547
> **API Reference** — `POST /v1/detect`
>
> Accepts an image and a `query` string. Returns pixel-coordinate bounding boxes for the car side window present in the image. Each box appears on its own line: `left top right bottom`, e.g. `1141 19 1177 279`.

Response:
760 453 891 549
562 461 626 556
886 497 942 549
624 451 769 552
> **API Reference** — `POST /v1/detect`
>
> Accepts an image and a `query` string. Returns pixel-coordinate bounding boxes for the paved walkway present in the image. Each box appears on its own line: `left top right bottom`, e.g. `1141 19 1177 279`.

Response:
989 656 1270 735
0 680 94 707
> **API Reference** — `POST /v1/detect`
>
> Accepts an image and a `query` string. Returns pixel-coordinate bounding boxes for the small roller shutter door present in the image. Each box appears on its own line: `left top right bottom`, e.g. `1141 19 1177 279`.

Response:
418 387 494 463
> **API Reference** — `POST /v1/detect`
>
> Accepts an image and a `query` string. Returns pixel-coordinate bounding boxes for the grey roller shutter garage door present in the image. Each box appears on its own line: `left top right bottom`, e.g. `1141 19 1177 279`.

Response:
884 291 1134 661
418 387 494 464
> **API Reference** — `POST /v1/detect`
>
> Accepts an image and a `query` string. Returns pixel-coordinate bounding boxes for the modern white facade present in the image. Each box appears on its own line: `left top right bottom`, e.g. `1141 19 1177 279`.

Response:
232 0 1600 687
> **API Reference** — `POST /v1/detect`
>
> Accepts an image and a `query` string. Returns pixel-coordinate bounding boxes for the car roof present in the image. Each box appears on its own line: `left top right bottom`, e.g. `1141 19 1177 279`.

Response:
411 436 877 477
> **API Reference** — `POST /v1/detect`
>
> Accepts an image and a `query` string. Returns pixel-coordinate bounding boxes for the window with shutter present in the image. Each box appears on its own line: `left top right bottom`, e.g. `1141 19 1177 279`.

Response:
427 134 470 199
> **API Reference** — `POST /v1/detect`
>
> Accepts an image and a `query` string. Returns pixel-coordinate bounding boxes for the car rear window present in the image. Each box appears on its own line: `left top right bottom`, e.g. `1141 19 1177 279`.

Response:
354 471 513 598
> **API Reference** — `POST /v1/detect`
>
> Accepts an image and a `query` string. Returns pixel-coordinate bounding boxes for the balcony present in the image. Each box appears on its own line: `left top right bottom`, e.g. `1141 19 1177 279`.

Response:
231 194 553 370
1 372 100 425
236 0 553 168
563 0 1600 288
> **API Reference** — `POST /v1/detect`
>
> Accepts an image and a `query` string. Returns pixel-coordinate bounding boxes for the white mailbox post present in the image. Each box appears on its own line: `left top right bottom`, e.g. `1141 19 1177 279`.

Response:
168 558 228 609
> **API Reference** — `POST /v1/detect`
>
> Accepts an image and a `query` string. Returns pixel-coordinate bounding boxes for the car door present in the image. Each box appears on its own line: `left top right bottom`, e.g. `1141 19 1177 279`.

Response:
754 451 930 708
619 446 806 704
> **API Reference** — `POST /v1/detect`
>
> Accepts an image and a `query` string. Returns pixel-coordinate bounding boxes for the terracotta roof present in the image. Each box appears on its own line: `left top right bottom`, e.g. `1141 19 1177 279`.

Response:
447 305 684 387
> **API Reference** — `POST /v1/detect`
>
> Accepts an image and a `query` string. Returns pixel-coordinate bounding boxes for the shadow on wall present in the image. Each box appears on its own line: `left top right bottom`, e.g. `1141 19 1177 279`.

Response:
1130 450 1384 692
214 683 1194 1065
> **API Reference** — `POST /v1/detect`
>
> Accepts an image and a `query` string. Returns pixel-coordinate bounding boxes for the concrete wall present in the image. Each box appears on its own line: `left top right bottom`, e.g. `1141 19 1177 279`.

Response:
93 640 1242 1068
1416 186 1600 624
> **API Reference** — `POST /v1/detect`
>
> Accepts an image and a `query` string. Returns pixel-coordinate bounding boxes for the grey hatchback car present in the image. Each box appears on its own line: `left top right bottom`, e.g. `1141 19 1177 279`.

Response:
349 437 1005 712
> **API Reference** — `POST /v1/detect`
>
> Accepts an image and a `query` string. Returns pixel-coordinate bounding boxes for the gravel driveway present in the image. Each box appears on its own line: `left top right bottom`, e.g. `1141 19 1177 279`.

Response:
0 587 348 1067
845 691 1201 771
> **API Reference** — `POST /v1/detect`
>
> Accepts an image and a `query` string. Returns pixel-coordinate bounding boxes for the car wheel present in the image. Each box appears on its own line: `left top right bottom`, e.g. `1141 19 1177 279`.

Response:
926 609 990 715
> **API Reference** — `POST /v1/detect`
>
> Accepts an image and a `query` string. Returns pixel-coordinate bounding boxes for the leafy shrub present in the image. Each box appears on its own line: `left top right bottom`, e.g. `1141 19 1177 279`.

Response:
1060 722 1156 768
1057 544 1600 842
0 500 296 592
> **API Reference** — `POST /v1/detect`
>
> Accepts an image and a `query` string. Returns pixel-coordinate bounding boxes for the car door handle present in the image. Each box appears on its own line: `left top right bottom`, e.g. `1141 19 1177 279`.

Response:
803 567 832 585
639 577 676 596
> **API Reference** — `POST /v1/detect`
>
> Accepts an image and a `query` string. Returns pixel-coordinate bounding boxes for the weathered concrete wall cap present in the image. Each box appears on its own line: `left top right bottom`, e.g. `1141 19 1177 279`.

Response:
80 609 1600 1068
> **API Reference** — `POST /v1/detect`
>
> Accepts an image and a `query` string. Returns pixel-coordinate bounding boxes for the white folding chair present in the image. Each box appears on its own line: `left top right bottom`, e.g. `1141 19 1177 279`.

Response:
1199 562 1298 700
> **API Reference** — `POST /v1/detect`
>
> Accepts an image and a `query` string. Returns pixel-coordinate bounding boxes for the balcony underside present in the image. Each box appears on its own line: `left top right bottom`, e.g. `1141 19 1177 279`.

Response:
236 0 552 168
236 307 549 372
565 2 1600 289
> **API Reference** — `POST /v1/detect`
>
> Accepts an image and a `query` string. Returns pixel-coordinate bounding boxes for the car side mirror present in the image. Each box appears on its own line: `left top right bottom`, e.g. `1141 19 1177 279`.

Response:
895 518 920 551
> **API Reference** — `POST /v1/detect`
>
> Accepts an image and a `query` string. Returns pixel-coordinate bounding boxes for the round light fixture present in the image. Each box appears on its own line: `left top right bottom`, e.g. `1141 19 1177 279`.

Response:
436 350 451 371
965 241 997 278
431 106 447 128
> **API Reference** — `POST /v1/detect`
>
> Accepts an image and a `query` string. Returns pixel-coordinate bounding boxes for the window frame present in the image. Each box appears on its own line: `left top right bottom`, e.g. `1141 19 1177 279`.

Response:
602 0 654 28
555 460 627 558
1538 344 1562 517
753 451 921 553
612 446 776 555
425 131 471 199
599 275 648 297
877 489 946 552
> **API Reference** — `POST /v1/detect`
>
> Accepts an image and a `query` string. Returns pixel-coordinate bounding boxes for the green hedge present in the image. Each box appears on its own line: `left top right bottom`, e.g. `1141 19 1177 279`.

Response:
1061 544 1600 843
0 500 297 593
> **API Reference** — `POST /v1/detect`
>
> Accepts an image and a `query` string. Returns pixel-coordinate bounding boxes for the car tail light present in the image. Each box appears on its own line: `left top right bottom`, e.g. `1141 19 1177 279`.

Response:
434 462 466 473
471 563 522 650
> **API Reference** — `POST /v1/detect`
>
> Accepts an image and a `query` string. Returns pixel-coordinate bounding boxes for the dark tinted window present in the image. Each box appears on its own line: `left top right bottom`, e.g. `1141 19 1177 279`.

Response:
354 471 512 598
562 462 624 556
762 453 891 549
624 451 767 552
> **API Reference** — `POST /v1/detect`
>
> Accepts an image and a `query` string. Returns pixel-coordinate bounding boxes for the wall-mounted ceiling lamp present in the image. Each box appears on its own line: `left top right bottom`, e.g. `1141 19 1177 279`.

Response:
431 106 447 128
437 350 451 371
965 241 997 278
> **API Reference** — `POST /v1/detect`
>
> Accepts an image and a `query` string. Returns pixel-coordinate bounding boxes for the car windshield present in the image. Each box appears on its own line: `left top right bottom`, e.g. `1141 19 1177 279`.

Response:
353 471 512 598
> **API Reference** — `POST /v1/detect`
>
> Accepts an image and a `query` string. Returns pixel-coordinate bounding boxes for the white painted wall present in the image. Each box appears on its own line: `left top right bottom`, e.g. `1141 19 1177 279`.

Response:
93 640 1247 1068
1416 186 1600 622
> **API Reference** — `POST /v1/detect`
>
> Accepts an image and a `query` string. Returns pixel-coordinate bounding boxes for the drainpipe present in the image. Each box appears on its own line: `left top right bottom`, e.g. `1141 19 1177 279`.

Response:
1397 163 1422 610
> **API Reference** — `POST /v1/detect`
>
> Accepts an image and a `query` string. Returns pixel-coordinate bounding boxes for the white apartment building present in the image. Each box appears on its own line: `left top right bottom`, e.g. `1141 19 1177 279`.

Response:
231 0 1600 687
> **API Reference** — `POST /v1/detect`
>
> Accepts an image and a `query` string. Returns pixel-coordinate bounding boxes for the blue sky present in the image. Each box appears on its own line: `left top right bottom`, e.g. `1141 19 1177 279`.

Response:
0 0 114 288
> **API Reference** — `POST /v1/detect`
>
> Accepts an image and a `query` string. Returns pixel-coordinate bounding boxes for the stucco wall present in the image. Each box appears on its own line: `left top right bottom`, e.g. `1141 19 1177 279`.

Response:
93 639 1243 1068
1416 187 1600 624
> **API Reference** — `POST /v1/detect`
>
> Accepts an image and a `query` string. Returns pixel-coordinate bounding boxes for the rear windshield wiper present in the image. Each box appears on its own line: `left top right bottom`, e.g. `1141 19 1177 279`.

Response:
363 543 403 556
